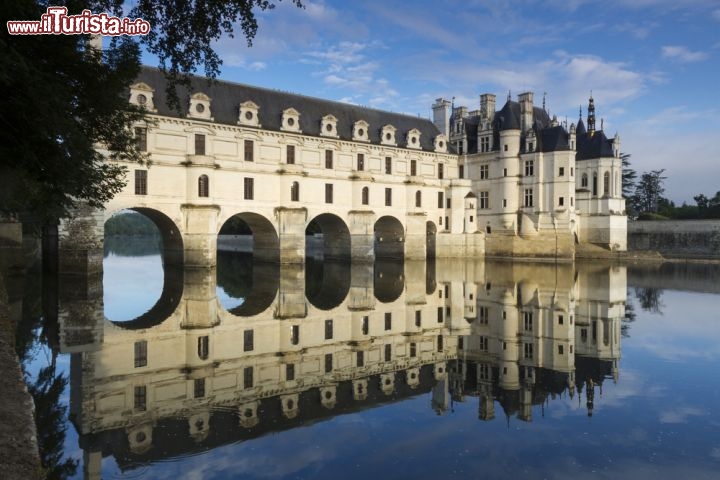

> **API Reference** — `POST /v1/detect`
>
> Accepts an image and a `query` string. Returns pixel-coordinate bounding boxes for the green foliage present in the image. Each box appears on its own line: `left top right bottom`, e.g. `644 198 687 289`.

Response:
2 0 303 221
104 211 159 235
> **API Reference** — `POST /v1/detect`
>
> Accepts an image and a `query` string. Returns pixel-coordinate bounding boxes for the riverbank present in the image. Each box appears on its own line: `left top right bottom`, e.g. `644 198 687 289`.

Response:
0 270 41 479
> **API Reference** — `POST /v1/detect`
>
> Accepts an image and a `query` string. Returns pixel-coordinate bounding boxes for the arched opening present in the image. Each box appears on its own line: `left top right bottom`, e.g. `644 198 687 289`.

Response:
290 181 300 202
198 174 209 197
306 213 351 261
374 216 405 260
361 186 369 205
305 257 350 310
603 171 610 196
374 259 404 303
218 212 279 263
426 221 437 259
415 190 422 208
216 251 279 317
592 172 598 196
581 173 588 188
103 208 183 328
216 213 280 316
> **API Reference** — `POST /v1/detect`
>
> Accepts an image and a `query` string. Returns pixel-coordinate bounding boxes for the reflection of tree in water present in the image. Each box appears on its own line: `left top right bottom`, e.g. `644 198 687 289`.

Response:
103 235 161 258
621 289 637 338
634 287 665 314
216 251 253 299
15 272 78 479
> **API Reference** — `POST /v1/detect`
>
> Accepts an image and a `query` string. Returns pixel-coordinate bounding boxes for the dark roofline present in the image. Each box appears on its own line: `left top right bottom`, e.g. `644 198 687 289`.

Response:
136 66 444 152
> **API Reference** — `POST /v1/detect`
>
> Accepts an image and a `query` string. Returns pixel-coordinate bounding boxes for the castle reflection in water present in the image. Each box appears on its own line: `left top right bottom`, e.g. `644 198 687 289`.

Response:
59 253 625 478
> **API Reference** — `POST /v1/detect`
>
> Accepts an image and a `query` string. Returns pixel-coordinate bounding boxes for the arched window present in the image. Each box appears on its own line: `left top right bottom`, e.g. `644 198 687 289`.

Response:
361 186 369 205
604 172 610 196
198 174 209 197
581 173 588 188
592 172 598 196
291 181 300 202
415 190 422 207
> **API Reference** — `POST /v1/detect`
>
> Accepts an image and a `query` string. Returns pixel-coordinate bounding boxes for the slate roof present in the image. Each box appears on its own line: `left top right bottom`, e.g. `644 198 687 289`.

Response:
576 129 616 160
539 125 571 152
136 67 443 151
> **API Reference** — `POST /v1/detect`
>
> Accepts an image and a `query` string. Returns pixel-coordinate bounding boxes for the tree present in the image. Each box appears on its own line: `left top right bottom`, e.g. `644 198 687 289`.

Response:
621 153 637 198
1 0 303 221
633 169 667 215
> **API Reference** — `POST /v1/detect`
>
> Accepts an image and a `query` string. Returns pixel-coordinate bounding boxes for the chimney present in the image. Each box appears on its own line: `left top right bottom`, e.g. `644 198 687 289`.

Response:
480 93 496 125
518 92 534 133
432 98 452 137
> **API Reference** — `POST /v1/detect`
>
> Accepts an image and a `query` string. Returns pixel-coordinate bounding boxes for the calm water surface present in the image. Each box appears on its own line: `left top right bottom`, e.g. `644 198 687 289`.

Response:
18 237 720 479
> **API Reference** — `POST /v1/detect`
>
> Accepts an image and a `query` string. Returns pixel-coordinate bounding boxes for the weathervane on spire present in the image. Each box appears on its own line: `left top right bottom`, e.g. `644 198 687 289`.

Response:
542 92 547 112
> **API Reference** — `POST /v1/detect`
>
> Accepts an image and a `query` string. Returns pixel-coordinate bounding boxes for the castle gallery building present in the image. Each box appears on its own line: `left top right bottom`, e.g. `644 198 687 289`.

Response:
60 67 626 270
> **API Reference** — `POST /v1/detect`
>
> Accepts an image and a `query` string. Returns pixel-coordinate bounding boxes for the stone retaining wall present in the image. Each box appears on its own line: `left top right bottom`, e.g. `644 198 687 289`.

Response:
628 220 720 259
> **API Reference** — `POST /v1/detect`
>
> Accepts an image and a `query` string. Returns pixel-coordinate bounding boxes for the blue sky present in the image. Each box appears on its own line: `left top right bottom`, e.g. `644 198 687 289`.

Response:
144 0 719 203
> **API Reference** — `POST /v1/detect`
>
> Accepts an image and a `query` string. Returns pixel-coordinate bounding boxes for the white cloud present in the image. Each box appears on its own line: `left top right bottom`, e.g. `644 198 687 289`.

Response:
661 45 709 63
659 406 706 424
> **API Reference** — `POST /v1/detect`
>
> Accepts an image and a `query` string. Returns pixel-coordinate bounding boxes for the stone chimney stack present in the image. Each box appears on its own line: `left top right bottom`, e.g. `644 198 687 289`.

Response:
480 93 496 123
432 98 452 137
518 92 534 133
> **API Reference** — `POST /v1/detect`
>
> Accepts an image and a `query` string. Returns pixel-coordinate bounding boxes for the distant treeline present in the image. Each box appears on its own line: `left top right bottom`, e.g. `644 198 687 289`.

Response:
639 191 720 220
105 212 159 236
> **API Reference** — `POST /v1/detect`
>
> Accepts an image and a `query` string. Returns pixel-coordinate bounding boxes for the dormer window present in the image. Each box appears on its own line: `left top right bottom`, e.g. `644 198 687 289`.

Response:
321 114 338 137
406 128 421 149
434 134 447 153
129 82 156 111
281 108 301 132
238 101 260 127
353 120 369 142
188 93 212 120
381 125 396 146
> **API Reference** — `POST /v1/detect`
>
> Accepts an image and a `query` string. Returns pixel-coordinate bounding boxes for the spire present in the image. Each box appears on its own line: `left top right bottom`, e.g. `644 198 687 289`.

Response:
587 93 596 137
579 105 583 120
507 90 511 102
542 91 547 112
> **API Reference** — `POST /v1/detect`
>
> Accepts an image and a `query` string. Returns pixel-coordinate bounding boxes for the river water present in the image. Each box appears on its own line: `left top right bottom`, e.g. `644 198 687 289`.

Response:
16 236 720 479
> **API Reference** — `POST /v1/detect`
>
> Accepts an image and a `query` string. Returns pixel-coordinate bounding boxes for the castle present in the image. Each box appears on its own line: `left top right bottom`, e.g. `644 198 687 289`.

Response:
433 92 626 257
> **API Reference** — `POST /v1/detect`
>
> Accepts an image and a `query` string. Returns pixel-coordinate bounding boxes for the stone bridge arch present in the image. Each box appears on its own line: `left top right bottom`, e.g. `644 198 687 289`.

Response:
374 216 405 260
218 212 280 263
306 213 351 261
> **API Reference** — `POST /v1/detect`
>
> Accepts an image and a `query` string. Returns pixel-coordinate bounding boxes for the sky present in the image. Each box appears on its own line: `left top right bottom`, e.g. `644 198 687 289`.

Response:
144 0 719 204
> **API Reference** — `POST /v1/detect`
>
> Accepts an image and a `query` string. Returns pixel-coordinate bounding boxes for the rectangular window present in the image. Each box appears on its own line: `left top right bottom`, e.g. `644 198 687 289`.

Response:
524 312 533 331
135 169 147 195
479 306 489 324
438 192 444 208
502 199 507 208
243 367 254 388
503 144 508 152
325 149 333 169
243 329 254 352
384 344 392 362
385 156 392 174
528 142 534 152
410 160 417 176
357 153 365 171
384 312 392 331
134 341 147 368
559 196 564 206
480 191 489 209
134 385 146 411
570 197 574 206
244 177 254 200
415 310 422 327
480 336 488 352
480 164 489 180
503 168 508 177
524 343 533 359
357 351 364 367
437 335 444 352
446 198 451 209
385 187 392 206
524 188 534 207
325 353 333 373
525 160 534 176
437 306 444 323
194 378 205 398
325 183 333 204
286 363 295 381
195 134 205 155
244 139 254 161
361 316 369 335
571 167 574 176
198 336 209 360
481 137 490 152
291 325 300 345
135 127 147 152
559 166 565 176
459 165 464 178
324 319 333 340
558 345 564 355
559 315 564 325
438 163 444 179
286 145 295 164
410 343 417 357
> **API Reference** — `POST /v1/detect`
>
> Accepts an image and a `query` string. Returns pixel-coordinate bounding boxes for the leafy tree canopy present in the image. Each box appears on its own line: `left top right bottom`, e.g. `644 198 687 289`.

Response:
1 0 302 221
